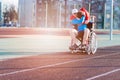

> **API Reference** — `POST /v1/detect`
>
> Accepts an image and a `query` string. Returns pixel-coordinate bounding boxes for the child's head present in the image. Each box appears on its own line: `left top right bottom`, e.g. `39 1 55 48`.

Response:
72 9 78 15
76 12 84 19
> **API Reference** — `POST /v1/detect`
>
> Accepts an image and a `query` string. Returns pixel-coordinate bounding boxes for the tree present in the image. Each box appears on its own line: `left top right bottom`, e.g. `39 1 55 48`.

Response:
3 4 18 26
9 5 18 22
3 6 9 25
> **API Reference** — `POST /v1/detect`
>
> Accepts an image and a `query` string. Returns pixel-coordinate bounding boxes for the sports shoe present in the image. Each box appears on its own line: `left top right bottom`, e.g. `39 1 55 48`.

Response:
69 44 78 50
81 44 87 49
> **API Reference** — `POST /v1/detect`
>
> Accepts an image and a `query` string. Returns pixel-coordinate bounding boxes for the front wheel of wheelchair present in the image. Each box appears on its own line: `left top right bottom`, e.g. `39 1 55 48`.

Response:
85 32 97 55
89 32 97 54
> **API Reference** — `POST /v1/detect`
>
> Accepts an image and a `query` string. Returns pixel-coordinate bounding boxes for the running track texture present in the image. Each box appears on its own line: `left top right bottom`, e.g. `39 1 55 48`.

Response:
0 46 120 80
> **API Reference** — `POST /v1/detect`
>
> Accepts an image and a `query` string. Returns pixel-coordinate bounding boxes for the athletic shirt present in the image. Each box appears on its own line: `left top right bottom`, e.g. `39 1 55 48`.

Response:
71 16 87 32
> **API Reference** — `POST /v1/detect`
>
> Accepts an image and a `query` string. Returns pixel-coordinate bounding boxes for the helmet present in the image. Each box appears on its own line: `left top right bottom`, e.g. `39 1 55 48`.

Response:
72 9 78 14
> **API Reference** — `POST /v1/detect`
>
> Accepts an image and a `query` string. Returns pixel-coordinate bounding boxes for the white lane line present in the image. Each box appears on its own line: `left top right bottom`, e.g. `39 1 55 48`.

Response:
0 55 37 62
0 52 119 77
86 68 120 80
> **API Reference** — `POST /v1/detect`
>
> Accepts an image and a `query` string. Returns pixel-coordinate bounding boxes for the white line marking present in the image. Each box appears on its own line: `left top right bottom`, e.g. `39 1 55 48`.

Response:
0 52 119 77
0 55 37 61
86 68 120 80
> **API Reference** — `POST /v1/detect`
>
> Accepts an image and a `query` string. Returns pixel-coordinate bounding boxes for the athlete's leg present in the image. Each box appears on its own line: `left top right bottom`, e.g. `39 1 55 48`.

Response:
70 28 78 46
82 28 90 45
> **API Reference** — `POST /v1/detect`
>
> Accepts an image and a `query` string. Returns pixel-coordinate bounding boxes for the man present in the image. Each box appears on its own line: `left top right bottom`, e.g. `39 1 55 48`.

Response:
71 12 88 48
79 7 90 46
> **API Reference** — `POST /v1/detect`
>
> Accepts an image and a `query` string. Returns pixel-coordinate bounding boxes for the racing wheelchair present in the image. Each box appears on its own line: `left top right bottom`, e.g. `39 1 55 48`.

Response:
70 22 97 55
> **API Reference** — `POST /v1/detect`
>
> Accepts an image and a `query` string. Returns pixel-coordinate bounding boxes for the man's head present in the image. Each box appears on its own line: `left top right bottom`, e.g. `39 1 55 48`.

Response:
79 7 86 15
80 7 86 11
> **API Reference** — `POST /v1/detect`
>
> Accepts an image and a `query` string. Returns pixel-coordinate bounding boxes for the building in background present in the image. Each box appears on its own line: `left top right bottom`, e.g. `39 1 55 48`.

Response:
0 1 2 24
18 0 120 29
0 0 18 27
18 0 82 27
18 0 36 27
82 0 105 29
82 0 120 29
113 0 120 29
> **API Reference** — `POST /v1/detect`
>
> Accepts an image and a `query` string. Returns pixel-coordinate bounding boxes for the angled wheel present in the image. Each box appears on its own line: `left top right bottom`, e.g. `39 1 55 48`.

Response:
89 32 97 54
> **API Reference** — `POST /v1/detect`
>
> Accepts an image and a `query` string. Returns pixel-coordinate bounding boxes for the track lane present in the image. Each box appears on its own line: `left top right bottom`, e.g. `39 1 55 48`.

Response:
0 46 120 80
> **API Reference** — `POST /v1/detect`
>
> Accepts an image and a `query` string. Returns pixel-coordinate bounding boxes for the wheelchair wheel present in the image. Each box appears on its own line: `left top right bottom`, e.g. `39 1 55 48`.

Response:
89 32 97 54
85 32 97 55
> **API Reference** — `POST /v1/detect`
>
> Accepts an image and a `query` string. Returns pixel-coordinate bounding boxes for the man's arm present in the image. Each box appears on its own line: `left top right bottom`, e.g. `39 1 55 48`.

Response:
71 16 85 25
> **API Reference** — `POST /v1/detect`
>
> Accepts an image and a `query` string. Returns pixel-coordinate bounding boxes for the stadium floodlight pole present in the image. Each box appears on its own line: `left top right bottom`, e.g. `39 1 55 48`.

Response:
88 3 91 14
64 0 67 28
32 1 35 27
88 0 91 14
16 0 20 27
45 1 48 28
59 1 62 28
110 0 113 40
74 4 76 9
104 2 106 29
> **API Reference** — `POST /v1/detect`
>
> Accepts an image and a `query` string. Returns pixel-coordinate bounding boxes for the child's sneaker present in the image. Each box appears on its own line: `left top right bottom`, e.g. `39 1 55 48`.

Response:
81 44 87 49
69 44 78 50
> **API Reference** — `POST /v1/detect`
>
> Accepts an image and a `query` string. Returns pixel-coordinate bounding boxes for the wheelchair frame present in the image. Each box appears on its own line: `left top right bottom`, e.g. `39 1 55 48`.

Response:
71 22 97 55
